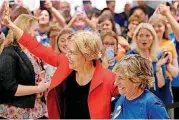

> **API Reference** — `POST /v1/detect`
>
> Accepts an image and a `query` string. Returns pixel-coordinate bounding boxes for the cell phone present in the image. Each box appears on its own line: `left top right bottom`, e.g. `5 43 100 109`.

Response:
106 47 114 60
162 52 170 64
75 6 85 15
105 47 115 66
40 1 46 9
164 53 169 58
166 2 170 7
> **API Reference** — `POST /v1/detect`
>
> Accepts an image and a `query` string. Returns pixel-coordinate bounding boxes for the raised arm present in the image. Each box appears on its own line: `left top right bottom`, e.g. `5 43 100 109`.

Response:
157 4 179 41
18 33 64 67
81 13 96 31
2 1 65 67
67 12 96 31
156 57 168 88
44 0 66 27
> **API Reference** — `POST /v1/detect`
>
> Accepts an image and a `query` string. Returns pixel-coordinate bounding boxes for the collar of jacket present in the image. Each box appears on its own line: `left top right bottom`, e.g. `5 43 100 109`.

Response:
48 58 104 94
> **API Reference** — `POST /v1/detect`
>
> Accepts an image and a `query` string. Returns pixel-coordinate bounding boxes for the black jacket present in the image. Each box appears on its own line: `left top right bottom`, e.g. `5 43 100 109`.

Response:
0 42 36 108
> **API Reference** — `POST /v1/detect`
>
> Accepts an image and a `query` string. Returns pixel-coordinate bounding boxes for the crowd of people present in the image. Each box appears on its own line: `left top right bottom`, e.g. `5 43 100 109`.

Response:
0 0 179 119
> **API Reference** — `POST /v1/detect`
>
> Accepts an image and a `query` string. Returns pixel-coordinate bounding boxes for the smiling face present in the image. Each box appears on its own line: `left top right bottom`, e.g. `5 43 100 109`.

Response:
57 33 70 54
115 75 139 96
101 20 113 31
66 41 86 70
66 31 101 70
151 22 165 41
136 28 154 50
113 54 153 99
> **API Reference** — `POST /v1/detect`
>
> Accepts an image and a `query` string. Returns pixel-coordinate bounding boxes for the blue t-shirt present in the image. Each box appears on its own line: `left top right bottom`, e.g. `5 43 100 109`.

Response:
172 37 179 87
112 90 169 119
126 50 172 105
114 13 128 28
36 30 50 47
99 58 118 70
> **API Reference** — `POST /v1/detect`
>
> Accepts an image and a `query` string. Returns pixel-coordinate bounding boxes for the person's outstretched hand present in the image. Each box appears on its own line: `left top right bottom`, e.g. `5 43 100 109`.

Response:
37 78 50 93
156 4 170 16
2 0 12 26
44 0 53 9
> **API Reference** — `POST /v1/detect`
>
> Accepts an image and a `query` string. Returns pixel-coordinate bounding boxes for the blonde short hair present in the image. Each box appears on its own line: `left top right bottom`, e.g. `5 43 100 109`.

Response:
0 14 38 53
69 30 102 61
149 13 167 27
112 54 153 89
132 23 158 61
149 13 168 39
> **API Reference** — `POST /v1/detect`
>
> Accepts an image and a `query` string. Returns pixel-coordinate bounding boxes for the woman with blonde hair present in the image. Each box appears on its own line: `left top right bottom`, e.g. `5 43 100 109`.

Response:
1 1 118 119
156 4 179 118
0 14 49 119
127 23 173 105
149 13 179 79
112 54 169 119
46 27 73 84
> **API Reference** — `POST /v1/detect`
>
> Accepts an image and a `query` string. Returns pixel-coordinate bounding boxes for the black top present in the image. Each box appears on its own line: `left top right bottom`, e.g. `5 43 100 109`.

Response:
0 42 36 108
64 71 91 119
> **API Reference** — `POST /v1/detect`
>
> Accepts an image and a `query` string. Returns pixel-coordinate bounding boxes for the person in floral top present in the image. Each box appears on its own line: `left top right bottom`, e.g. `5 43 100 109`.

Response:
0 4 49 118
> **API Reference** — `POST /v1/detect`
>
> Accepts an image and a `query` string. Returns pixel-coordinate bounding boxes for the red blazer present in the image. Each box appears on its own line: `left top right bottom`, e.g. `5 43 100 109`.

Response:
19 33 119 119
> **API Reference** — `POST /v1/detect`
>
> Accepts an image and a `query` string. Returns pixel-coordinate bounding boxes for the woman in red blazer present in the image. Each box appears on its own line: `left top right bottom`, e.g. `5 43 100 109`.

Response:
2 1 118 119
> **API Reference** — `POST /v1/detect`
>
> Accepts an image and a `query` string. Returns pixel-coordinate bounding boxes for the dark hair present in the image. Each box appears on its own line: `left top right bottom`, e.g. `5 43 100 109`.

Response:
129 6 147 17
106 0 115 5
101 8 113 16
98 15 116 33
83 0 91 4
166 2 170 6
40 8 52 21
90 10 101 19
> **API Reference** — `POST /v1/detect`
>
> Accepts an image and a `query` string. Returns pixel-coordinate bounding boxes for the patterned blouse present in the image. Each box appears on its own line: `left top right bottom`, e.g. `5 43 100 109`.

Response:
0 49 47 119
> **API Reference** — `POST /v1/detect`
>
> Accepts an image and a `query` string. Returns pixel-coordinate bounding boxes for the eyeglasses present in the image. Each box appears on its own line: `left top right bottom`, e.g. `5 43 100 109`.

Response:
103 42 116 46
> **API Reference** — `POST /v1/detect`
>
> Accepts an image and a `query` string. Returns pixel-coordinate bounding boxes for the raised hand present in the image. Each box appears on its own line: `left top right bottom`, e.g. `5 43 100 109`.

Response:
157 4 170 16
44 0 53 9
2 0 12 26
